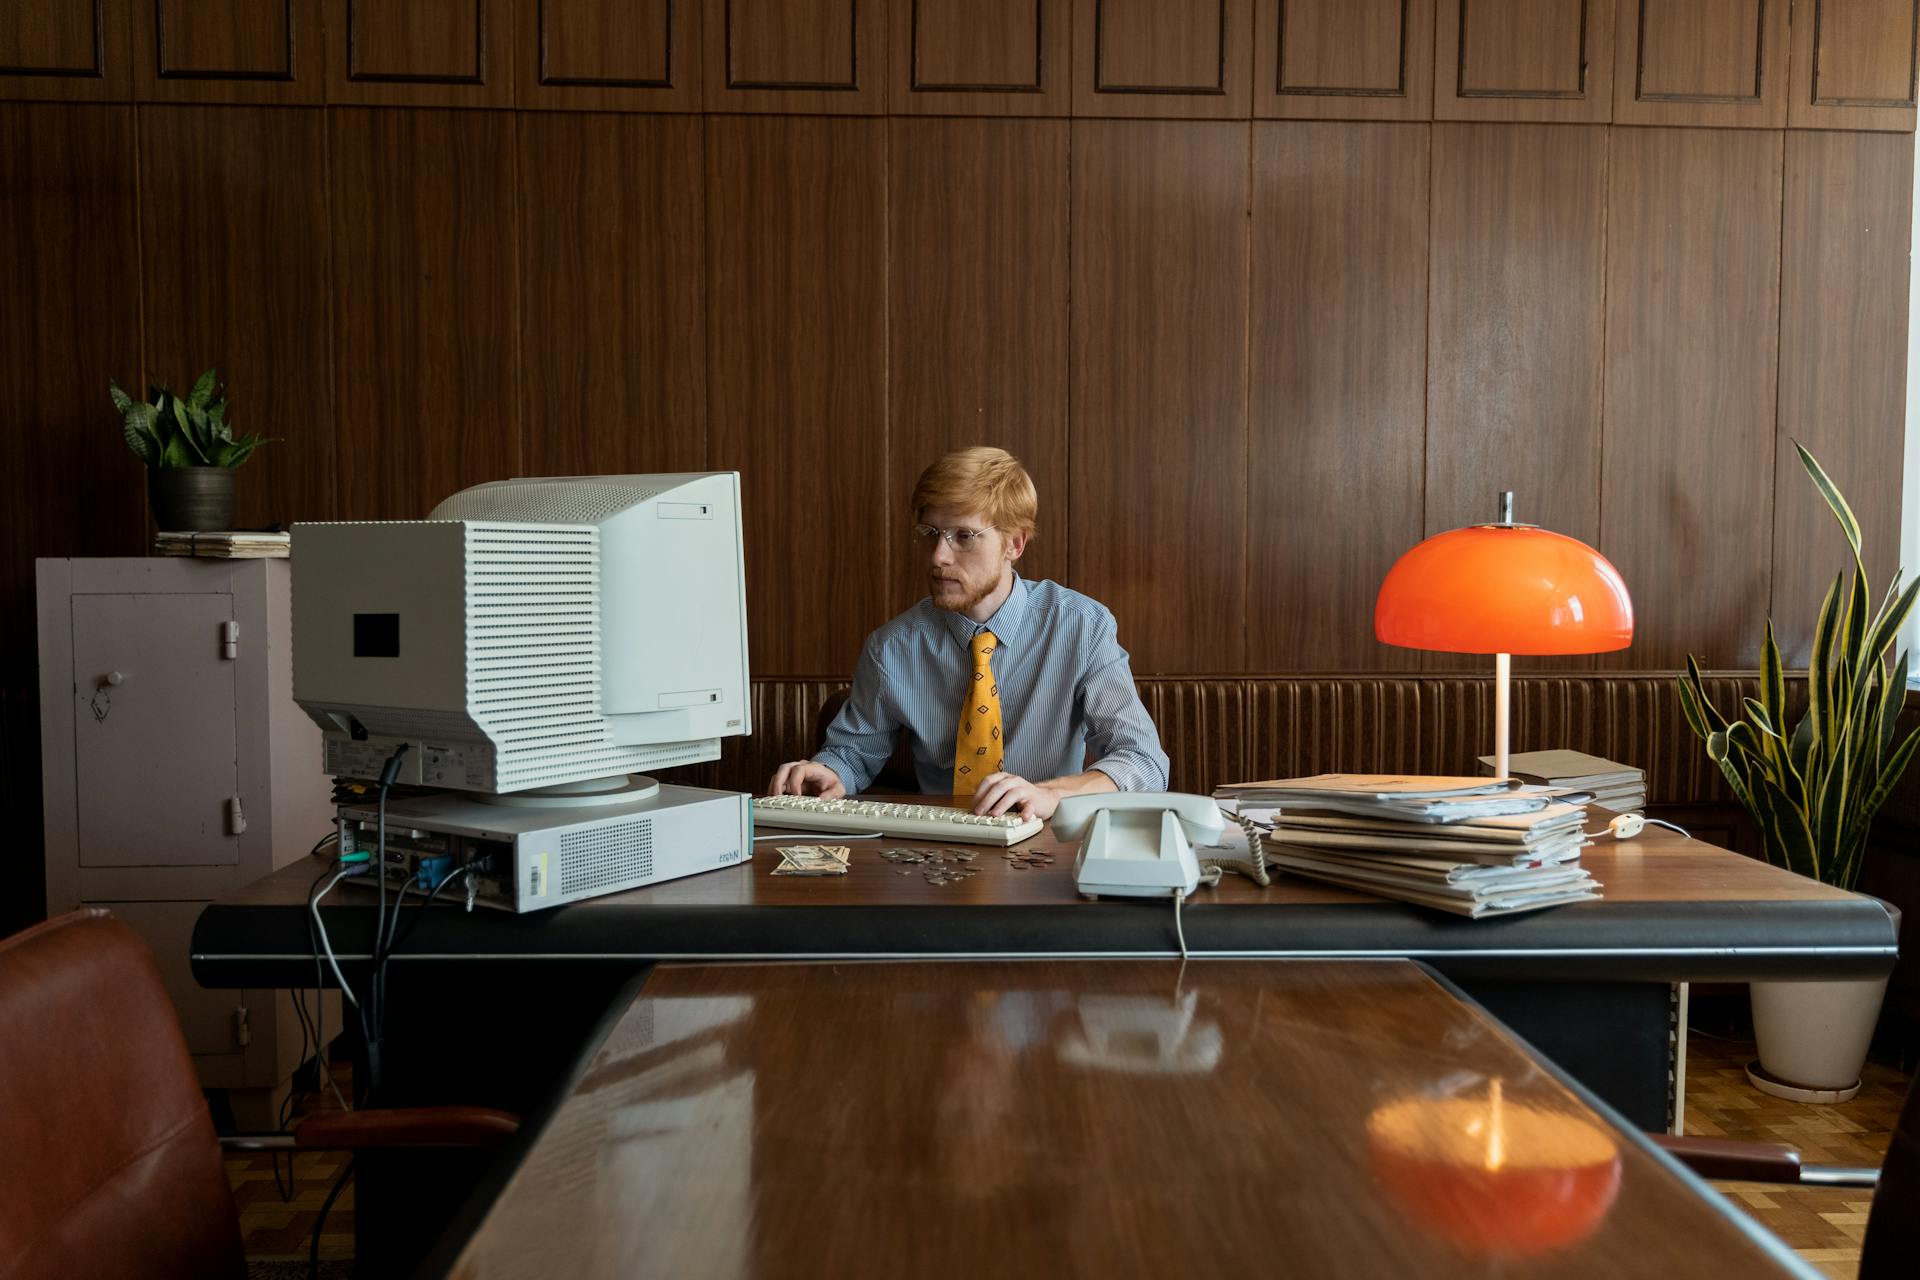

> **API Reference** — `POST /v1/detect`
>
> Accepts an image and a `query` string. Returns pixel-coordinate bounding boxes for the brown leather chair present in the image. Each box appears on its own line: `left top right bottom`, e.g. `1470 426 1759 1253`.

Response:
0 909 518 1280
1651 1072 1920 1279
815 688 919 793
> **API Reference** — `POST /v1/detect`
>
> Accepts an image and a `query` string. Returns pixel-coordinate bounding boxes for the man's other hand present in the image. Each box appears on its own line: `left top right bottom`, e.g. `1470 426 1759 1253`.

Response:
767 761 847 798
971 773 1059 820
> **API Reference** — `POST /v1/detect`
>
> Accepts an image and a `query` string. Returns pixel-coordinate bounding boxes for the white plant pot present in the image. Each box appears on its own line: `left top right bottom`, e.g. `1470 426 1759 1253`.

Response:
1748 974 1889 1102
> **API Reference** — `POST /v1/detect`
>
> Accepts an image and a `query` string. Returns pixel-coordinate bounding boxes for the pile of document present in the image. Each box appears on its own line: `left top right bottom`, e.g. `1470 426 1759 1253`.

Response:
153 530 290 559
1482 749 1645 815
1213 775 1601 919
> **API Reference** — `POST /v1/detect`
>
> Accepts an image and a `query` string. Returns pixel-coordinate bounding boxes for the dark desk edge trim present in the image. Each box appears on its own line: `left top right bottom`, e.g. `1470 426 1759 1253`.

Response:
1419 963 1824 1279
193 943 1898 987
412 966 654 1280
195 945 1900 962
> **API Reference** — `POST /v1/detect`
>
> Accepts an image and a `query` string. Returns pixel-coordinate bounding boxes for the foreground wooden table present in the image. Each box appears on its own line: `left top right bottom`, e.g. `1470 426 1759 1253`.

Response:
434 960 1814 1279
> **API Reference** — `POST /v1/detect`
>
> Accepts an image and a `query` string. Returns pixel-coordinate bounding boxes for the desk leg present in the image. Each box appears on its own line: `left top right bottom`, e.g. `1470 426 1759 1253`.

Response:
347 963 644 1273
1453 979 1677 1132
1673 982 1689 1136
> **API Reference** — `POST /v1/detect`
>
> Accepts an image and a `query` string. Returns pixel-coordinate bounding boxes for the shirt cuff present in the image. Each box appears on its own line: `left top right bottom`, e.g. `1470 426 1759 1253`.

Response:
810 752 865 796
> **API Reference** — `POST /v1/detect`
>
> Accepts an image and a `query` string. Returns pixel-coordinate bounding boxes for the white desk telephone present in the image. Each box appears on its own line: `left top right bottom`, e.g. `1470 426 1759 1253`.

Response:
1052 792 1225 899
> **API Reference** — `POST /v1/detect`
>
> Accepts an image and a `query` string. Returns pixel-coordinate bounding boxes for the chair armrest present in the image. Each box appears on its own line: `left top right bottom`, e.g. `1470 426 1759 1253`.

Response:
1648 1133 1802 1183
294 1106 521 1152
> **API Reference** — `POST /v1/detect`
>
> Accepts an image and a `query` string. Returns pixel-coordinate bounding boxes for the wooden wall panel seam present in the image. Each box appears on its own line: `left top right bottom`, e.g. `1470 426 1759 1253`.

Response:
1093 0 1230 95
1453 0 1592 100
1809 0 1919 108
346 1 488 85
725 0 859 90
1272 0 1412 98
908 0 1042 91
152 1 297 81
1765 126 1787 637
1625 0 1766 106
536 0 675 89
0 0 108 77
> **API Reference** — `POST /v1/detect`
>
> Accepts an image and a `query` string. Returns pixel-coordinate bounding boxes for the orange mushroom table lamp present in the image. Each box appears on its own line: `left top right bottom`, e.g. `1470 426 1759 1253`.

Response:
1374 493 1634 779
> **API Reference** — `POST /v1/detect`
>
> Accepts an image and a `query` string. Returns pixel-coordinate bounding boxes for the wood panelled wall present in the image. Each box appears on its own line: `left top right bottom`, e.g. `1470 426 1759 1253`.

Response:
1 3 1914 923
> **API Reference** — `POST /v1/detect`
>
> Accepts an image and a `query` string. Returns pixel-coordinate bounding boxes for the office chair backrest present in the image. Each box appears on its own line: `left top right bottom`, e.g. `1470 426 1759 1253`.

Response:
1861 1068 1920 1279
0 909 244 1280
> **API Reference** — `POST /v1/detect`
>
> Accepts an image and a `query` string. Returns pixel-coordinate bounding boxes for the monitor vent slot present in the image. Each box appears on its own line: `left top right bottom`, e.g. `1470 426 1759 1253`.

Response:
560 822 654 895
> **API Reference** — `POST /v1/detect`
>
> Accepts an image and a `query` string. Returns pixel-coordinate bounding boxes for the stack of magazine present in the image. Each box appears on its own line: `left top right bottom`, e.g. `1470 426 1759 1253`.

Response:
1213 775 1601 919
1480 749 1645 815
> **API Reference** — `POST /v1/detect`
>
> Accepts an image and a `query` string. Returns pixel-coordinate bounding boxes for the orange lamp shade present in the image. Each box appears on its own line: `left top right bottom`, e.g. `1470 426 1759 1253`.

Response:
1375 525 1633 655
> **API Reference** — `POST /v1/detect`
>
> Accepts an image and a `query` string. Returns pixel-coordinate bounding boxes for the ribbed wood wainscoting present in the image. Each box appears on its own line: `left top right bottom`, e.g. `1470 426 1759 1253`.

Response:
661 671 1783 809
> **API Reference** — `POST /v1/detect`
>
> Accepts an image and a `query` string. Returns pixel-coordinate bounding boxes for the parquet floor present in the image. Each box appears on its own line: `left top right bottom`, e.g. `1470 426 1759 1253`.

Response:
1686 1025 1912 1280
225 1059 354 1274
226 1026 1912 1277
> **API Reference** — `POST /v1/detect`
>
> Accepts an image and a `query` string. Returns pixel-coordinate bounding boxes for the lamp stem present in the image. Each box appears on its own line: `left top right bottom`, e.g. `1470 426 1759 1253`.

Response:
1495 652 1511 780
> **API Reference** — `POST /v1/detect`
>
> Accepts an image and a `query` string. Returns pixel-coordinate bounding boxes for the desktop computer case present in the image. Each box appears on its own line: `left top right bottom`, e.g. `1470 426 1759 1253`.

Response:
338 784 750 912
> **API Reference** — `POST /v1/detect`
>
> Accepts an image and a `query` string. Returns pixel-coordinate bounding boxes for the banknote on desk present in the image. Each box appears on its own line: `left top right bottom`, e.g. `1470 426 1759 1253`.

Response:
771 844 852 875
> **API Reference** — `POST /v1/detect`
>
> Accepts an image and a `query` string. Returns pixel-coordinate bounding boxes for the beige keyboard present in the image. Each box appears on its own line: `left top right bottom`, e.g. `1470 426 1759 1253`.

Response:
753 795 1043 846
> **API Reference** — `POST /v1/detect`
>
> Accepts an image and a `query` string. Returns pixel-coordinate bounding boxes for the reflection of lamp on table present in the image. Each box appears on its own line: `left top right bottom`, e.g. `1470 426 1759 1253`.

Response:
1366 1079 1624 1257
1375 493 1634 779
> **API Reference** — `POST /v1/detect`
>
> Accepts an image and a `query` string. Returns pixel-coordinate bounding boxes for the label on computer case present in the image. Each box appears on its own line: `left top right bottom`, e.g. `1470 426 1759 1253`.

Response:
528 851 549 900
419 743 489 790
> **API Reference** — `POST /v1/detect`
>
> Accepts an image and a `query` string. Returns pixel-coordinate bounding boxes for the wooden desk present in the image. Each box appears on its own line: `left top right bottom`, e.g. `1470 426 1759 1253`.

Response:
432 960 1815 1279
193 827 1892 981
190 823 1895 1130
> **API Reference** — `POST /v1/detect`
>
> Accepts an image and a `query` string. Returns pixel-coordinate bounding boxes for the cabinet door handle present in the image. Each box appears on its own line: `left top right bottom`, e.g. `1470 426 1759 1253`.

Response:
228 795 247 835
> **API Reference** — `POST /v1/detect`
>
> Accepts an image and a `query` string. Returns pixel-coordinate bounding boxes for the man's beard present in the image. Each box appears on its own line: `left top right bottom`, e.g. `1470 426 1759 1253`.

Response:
929 569 1001 614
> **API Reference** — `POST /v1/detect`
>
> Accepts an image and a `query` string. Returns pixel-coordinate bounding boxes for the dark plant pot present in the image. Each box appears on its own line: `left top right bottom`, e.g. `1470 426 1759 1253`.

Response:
149 466 236 532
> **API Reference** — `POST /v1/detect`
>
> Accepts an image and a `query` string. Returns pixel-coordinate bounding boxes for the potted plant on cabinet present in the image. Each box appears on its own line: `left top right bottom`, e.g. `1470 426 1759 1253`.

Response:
111 367 271 532
1678 442 1917 1101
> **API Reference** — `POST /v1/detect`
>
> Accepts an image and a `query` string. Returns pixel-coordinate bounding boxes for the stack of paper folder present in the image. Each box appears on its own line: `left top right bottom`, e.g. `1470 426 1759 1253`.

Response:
1480 749 1645 815
1213 775 1601 919
153 530 290 559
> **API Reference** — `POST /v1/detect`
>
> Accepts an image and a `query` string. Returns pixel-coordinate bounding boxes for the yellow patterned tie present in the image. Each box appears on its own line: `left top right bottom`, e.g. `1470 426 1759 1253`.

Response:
952 628 1004 795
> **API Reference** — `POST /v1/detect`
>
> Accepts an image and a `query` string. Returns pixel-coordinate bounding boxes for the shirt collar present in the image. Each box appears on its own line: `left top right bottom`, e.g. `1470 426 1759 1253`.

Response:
941 571 1030 651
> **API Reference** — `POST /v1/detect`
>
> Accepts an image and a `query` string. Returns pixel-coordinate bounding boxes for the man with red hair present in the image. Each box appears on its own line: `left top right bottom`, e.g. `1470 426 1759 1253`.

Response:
769 447 1168 820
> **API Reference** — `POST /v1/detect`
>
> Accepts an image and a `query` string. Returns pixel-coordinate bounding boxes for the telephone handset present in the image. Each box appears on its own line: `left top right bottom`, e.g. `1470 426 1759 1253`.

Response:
1053 792 1225 899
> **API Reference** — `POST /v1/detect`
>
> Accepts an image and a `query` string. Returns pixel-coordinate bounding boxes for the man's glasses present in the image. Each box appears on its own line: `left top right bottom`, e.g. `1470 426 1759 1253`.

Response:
912 523 997 553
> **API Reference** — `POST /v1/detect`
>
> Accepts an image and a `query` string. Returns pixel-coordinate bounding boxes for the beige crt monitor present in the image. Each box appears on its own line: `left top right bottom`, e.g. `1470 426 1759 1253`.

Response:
292 473 751 794
291 474 754 908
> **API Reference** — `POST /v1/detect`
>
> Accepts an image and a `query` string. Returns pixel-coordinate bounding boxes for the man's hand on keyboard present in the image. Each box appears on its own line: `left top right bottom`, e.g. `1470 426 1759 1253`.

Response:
768 760 847 799
971 772 1059 821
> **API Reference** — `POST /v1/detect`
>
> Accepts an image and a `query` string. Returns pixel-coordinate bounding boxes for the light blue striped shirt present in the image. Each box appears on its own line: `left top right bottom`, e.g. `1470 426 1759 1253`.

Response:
813 575 1170 796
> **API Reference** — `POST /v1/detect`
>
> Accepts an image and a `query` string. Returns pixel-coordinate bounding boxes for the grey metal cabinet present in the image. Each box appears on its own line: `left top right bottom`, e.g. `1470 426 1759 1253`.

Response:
38 557 337 1126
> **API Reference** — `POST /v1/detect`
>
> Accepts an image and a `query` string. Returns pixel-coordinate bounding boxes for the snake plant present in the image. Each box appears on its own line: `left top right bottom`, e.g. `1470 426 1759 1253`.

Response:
111 367 271 469
1678 442 1919 891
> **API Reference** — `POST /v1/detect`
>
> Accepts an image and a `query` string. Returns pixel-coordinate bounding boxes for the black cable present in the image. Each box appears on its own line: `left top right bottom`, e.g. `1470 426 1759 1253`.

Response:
389 864 476 952
367 744 409 1099
307 1157 354 1280
271 976 321 1202
382 874 418 963
373 873 418 1052
277 834 346 1201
